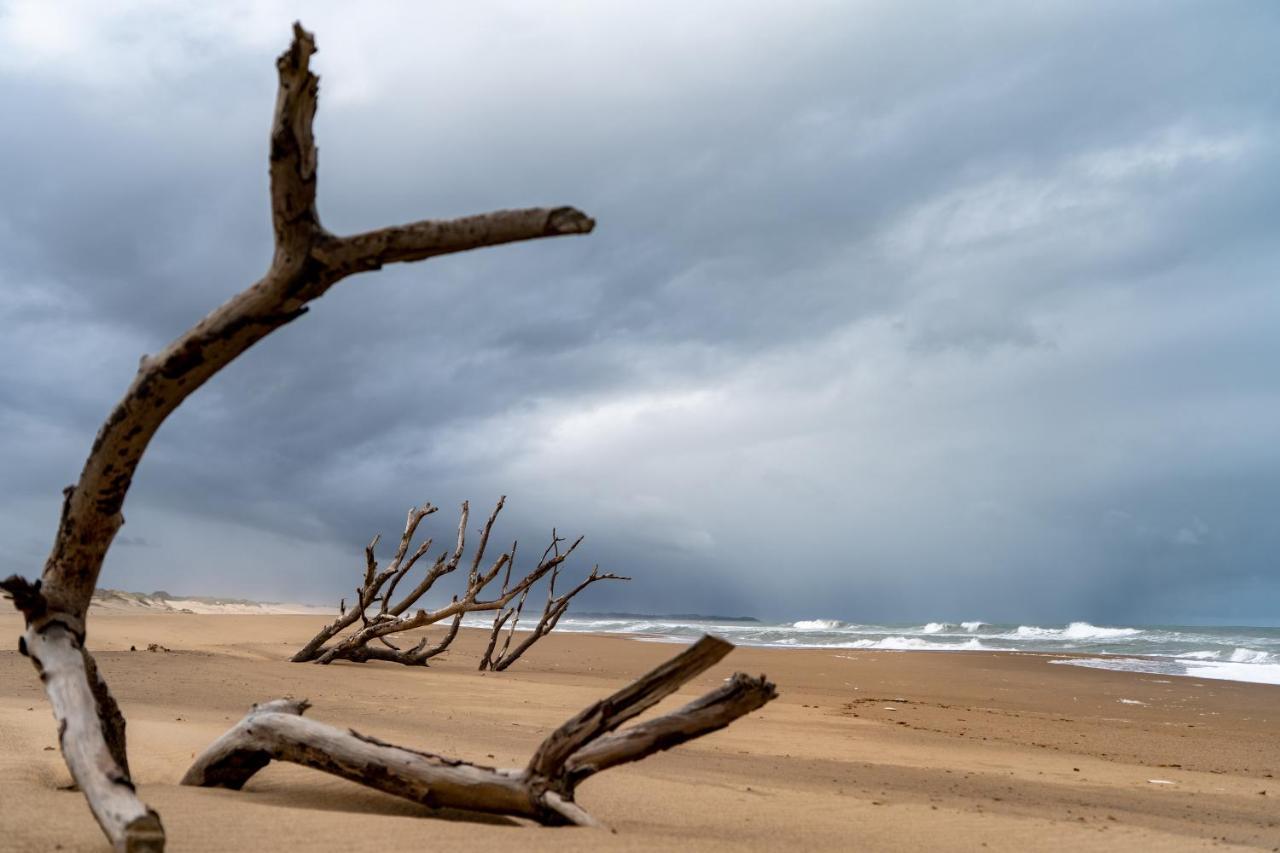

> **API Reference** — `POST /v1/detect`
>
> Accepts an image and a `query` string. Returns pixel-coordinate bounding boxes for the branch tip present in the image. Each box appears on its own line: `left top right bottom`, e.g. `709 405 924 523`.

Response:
547 207 595 235
286 22 317 69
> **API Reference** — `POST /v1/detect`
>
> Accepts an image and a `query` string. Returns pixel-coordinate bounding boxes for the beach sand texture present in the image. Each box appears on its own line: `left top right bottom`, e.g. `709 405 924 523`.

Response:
1 610 1277 851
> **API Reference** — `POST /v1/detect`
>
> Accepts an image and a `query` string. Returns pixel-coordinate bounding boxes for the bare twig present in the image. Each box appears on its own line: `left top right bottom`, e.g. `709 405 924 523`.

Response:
481 562 628 671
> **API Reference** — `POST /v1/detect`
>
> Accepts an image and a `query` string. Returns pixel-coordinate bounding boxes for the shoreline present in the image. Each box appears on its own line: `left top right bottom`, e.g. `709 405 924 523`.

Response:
87 601 1280 688
623 634 1280 687
4 610 1277 851
550 617 1280 688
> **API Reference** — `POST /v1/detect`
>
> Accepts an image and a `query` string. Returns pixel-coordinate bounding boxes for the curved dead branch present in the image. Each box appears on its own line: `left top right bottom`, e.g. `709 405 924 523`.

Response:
5 21 592 851
184 637 777 828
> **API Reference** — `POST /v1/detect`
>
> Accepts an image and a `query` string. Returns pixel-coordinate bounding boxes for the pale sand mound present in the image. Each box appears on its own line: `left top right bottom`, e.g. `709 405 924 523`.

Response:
1 610 1277 852
91 588 333 615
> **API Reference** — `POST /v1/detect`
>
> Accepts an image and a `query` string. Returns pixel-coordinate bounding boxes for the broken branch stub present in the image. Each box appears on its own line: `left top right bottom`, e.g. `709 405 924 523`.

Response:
6 21 593 851
184 636 777 829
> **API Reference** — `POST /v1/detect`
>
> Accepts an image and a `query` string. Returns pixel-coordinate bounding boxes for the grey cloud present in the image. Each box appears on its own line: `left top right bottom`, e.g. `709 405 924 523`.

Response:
1 2 1277 623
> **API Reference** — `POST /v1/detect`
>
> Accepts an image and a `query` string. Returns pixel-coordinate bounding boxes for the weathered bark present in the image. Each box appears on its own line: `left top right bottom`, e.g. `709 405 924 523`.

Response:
560 672 777 785
1 578 164 852
4 21 592 851
294 499 625 667
184 637 776 829
525 634 738 779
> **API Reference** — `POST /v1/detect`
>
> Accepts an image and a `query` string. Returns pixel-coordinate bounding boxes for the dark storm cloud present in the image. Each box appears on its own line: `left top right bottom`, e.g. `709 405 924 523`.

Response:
1 1 1277 622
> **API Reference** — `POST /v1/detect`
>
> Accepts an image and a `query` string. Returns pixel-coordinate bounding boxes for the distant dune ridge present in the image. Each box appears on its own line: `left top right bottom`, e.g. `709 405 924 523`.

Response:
90 588 333 615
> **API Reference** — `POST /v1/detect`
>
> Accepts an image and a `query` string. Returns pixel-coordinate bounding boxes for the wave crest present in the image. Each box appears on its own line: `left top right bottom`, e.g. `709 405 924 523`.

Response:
1229 647 1276 664
918 621 987 634
792 619 844 631
1012 622 1141 641
851 636 991 651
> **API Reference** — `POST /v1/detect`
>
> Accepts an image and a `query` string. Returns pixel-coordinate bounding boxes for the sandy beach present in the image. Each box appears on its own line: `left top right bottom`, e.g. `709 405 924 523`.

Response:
1 610 1277 852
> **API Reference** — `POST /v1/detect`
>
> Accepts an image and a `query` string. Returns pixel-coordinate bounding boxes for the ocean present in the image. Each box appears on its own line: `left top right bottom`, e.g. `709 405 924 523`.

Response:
547 616 1280 686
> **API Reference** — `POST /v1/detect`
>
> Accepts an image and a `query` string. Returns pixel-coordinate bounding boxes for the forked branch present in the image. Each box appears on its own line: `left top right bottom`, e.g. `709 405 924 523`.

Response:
7 21 593 851
480 562 628 671
184 637 776 828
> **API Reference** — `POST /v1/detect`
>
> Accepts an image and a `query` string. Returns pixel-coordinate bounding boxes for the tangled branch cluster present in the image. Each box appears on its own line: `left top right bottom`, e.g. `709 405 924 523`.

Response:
292 497 627 667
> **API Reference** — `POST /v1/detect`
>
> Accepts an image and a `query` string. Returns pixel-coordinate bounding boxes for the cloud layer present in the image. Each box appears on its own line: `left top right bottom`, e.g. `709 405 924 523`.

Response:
2 1 1277 624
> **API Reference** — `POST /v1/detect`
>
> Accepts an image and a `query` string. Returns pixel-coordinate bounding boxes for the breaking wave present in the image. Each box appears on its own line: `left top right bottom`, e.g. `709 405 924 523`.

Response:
849 636 994 651
921 621 989 634
792 619 844 630
1009 622 1142 641
545 615 1280 685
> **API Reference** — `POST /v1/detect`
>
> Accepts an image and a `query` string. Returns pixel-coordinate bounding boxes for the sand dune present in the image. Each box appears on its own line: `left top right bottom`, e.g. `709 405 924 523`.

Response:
1 610 1277 851
90 588 334 616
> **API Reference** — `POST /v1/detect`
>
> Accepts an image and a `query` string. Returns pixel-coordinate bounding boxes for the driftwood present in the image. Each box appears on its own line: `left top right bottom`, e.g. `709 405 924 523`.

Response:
479 535 626 671
184 636 776 827
292 498 626 666
2 22 592 852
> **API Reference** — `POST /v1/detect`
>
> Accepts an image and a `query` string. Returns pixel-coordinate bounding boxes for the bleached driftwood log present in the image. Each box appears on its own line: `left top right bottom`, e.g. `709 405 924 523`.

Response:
184 636 775 827
1 22 592 852
292 498 626 666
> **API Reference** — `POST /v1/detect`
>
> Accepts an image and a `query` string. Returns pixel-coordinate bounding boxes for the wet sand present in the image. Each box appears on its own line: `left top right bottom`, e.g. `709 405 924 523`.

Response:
1 610 1277 851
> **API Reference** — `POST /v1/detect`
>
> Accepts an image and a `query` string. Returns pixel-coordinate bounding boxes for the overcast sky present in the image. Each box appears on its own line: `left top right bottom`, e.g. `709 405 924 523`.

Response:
1 1 1277 625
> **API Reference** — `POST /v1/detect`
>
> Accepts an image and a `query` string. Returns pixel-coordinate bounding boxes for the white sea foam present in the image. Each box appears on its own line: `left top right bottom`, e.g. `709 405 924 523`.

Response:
706 635 1002 652
1052 656 1280 686
1228 647 1275 664
550 614 1279 686
1183 660 1280 685
792 619 844 631
848 636 993 651
1011 622 1141 641
1173 647 1279 665
916 621 988 634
